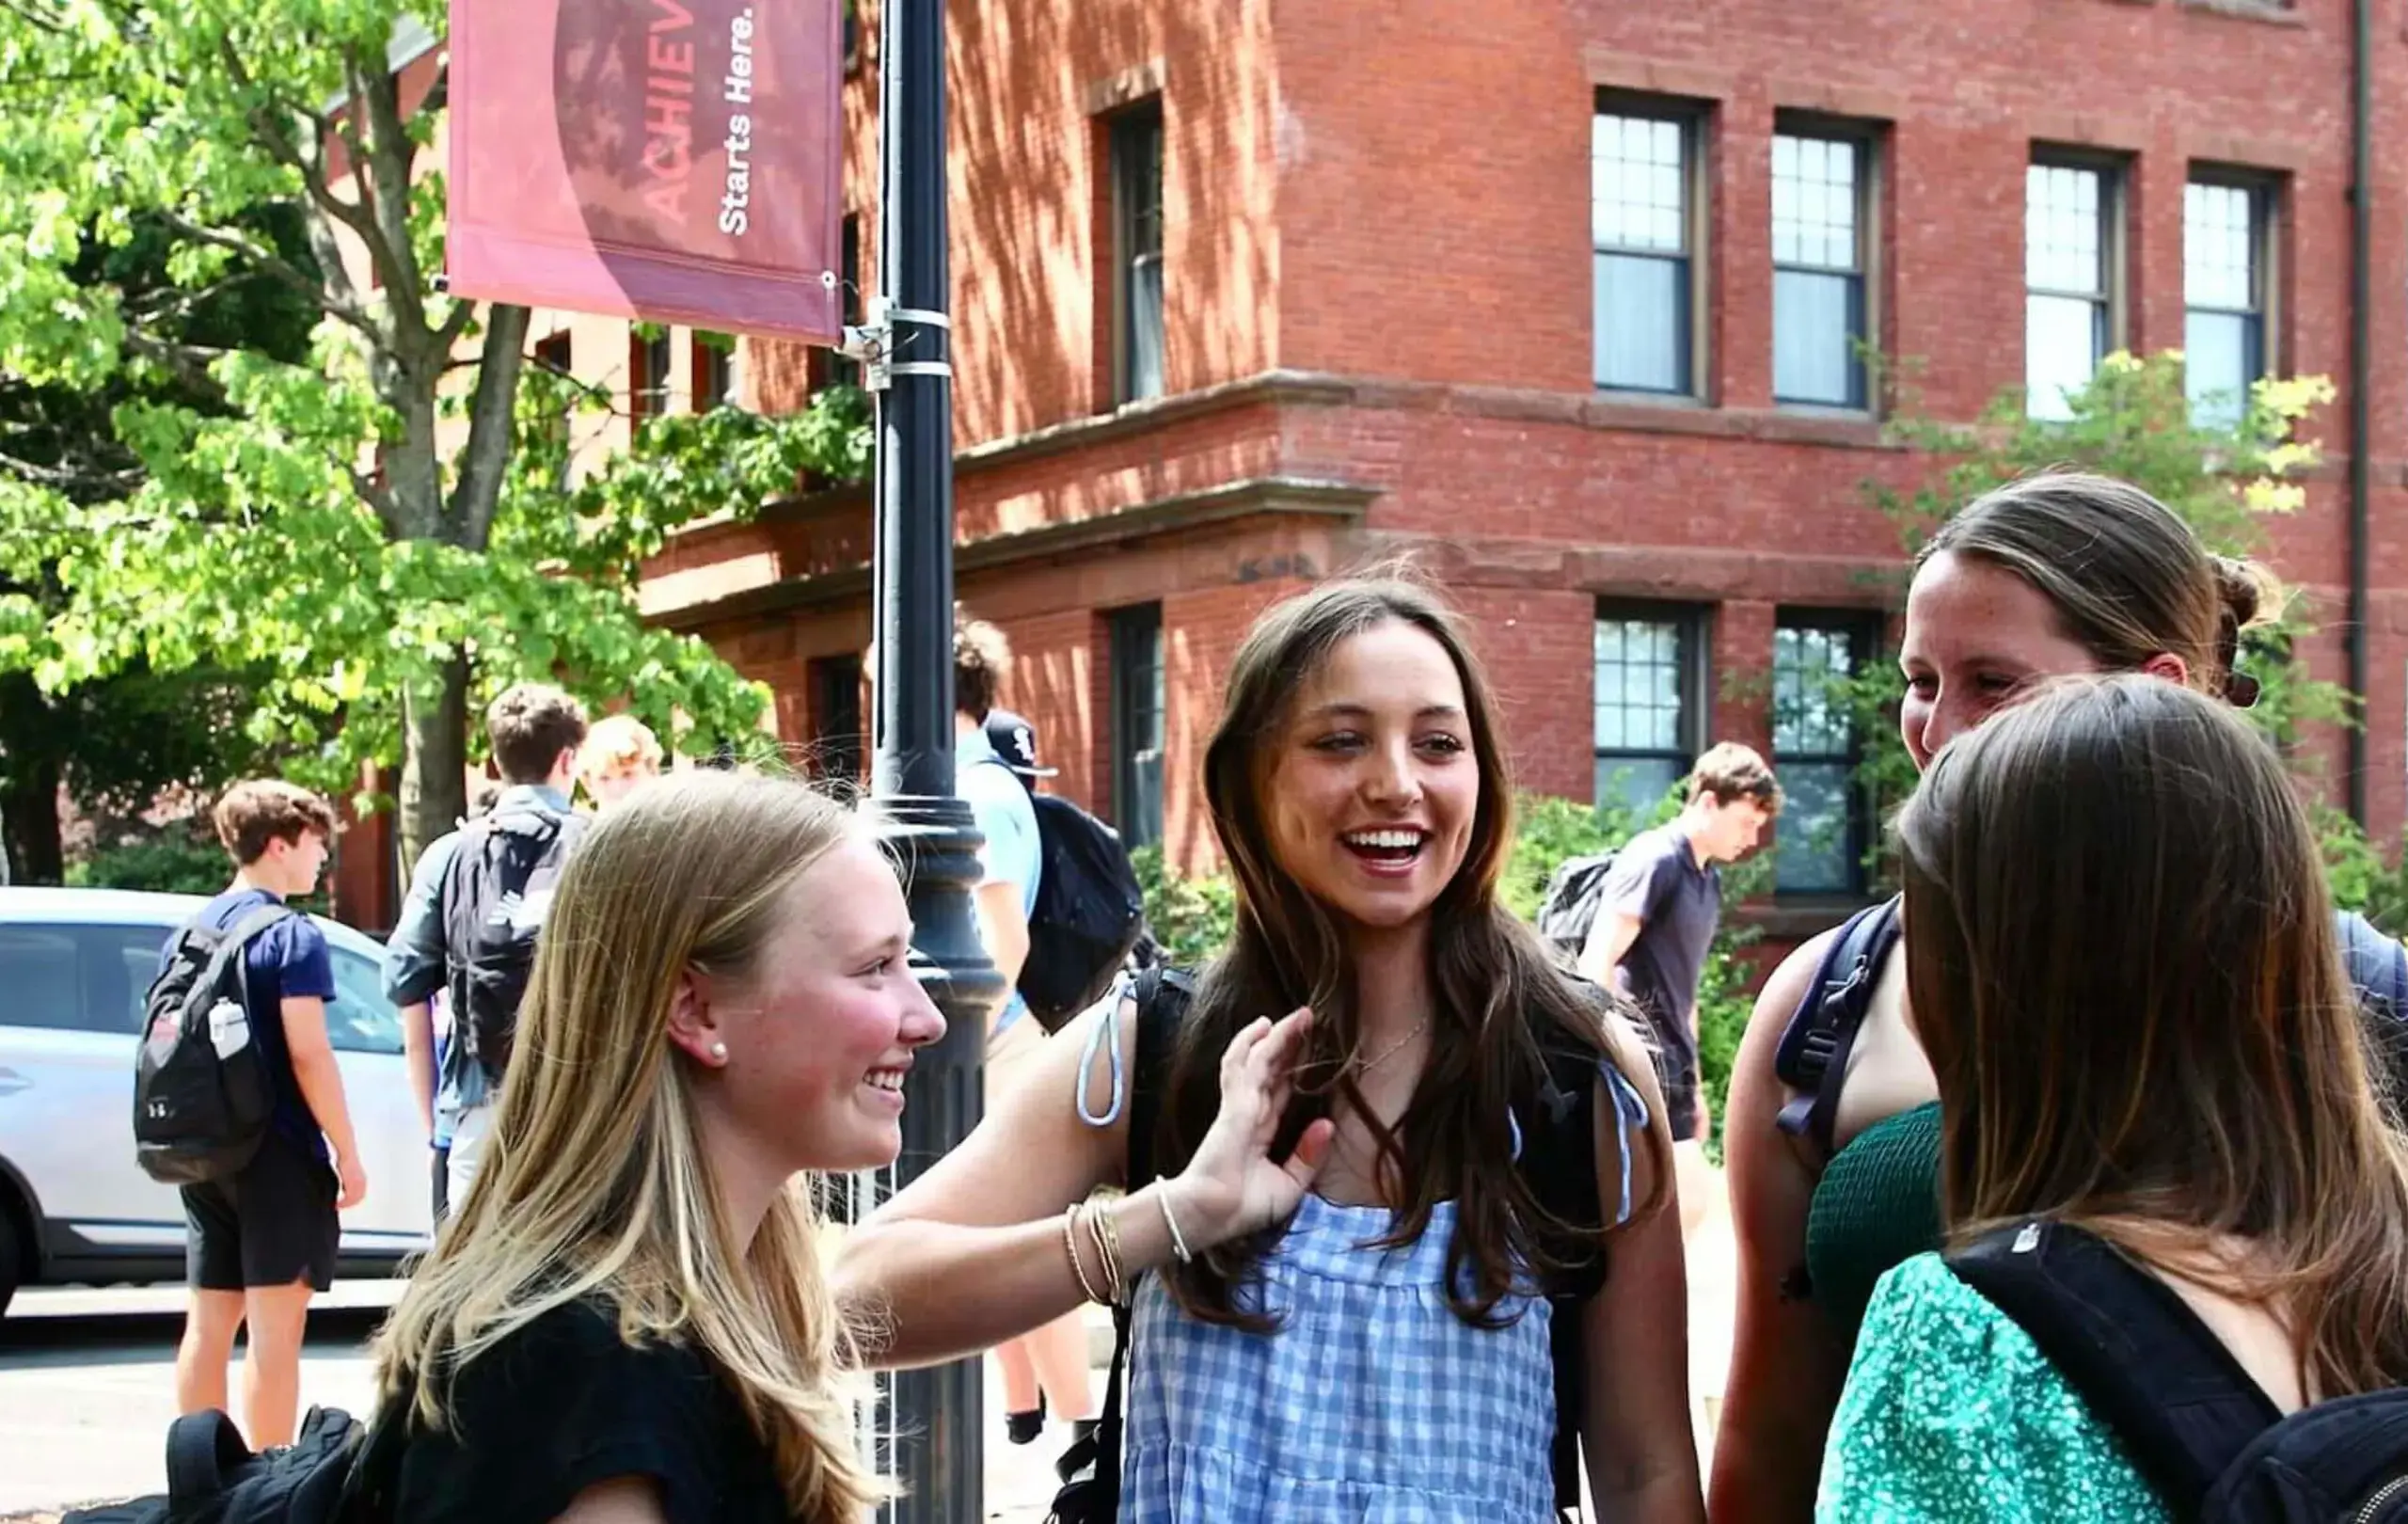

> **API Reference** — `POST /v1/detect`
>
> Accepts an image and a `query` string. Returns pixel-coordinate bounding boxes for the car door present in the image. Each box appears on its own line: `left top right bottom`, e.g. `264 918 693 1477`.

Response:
317 936 434 1253
0 920 185 1258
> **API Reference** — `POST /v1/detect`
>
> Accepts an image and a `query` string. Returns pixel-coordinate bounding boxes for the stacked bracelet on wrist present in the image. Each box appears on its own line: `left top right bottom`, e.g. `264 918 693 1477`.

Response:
1086 1199 1127 1301
1063 1204 1106 1304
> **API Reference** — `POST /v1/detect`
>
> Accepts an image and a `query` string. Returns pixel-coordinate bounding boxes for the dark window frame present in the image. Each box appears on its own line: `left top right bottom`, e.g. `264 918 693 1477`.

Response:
810 653 866 786
1592 91 1712 399
2182 168 2279 430
1769 611 1881 898
1770 115 1879 412
1109 99 1166 406
1110 602 1166 849
2024 148 2130 421
1592 600 1711 818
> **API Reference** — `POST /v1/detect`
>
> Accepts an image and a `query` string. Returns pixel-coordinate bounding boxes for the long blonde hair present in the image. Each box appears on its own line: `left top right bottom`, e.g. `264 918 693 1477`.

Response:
373 770 886 1520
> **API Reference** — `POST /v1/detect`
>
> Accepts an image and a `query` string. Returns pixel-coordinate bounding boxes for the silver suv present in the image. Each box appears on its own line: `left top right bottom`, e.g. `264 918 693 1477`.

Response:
0 886 435 1316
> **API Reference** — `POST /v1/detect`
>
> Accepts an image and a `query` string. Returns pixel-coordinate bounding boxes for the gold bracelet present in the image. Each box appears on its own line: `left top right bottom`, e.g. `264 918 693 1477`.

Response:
1064 1203 1106 1305
1157 1187 1194 1263
1086 1198 1127 1299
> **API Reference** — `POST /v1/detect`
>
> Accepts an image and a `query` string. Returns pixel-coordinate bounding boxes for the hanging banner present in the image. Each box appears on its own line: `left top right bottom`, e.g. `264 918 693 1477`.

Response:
446 0 845 344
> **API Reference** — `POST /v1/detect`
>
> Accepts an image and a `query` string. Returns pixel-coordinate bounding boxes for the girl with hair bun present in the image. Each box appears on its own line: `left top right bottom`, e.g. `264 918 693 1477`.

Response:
1709 471 2407 1523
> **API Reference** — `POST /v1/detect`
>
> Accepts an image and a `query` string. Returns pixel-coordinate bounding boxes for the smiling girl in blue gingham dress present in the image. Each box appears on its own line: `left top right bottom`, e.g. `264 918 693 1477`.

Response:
842 578 1706 1523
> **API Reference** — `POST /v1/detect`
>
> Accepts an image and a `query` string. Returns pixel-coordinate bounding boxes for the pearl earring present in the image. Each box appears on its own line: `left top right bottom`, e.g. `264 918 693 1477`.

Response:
709 1041 728 1063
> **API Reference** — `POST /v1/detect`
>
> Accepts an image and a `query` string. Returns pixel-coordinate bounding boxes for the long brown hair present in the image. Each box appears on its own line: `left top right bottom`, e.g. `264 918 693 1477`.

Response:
1155 576 1669 1331
1923 471 2275 704
374 771 884 1520
1897 675 2408 1398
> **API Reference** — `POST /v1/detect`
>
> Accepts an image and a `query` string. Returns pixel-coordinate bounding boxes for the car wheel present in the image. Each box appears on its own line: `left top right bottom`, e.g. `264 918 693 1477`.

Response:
0 1205 19 1320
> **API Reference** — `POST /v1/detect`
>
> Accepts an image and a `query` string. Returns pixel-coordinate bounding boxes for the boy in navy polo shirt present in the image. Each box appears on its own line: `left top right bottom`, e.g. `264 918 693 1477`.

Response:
170 780 366 1448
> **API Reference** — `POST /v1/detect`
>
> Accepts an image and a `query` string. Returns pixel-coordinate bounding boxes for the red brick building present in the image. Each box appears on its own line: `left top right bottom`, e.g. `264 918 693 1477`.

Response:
639 0 2408 930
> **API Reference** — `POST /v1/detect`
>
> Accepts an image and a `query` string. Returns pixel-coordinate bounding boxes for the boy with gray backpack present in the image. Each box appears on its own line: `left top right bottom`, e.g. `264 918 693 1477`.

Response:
382 683 588 1215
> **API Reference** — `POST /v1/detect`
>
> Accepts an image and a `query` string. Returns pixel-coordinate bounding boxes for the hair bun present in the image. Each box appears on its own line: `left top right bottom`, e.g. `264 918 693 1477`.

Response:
2211 554 2274 631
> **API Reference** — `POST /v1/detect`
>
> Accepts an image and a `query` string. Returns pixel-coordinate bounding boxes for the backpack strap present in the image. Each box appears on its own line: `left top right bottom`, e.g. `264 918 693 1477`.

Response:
1946 1219 2281 1521
197 903 297 1008
1058 967 1190 1516
1772 897 1902 1161
1523 1031 1610 1518
164 1409 252 1506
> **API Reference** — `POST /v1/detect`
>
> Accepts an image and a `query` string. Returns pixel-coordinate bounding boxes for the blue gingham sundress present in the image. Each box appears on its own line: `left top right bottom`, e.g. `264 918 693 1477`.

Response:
1078 1014 1649 1522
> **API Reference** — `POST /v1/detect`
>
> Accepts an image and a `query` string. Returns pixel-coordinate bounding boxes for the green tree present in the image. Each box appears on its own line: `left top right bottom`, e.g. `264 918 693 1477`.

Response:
0 1 868 871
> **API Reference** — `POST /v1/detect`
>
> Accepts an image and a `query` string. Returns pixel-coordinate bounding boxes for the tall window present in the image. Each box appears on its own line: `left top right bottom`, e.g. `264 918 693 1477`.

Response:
2185 178 2271 430
2025 158 2120 421
1111 102 1165 404
1592 103 1701 395
809 654 864 786
692 333 735 411
1593 608 1705 819
630 327 673 421
1772 130 1869 409
1111 603 1165 848
1770 616 1874 896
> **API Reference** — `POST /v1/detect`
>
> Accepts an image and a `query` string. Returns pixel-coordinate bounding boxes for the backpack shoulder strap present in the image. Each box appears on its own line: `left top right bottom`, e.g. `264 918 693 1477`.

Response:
1946 1220 2281 1520
1772 896 1902 1160
1522 1004 1609 1518
198 903 298 1002
1123 966 1191 1194
1064 967 1192 1520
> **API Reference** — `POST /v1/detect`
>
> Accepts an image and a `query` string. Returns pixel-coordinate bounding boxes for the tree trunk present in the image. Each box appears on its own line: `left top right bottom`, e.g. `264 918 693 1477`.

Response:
0 751 64 885
398 652 469 874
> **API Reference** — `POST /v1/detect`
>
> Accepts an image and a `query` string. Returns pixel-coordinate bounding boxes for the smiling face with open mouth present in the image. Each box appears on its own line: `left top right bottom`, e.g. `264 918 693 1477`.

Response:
704 834 948 1176
1262 619 1480 933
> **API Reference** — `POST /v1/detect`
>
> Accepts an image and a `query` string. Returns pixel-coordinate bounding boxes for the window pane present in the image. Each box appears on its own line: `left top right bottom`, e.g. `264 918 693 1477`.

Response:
1593 617 1686 754
0 927 91 1033
1774 761 1856 895
1113 604 1165 849
1773 268 1864 407
325 948 403 1056
1127 253 1164 401
1592 114 1687 252
1594 252 1688 392
2185 182 2257 311
1773 626 1857 755
1772 135 1860 272
2185 309 2258 431
1596 757 1684 823
2026 293 2105 420
2027 164 2106 296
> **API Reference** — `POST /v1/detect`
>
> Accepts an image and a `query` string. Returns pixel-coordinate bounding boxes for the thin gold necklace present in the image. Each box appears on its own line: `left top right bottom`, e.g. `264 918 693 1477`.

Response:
1355 1018 1429 1074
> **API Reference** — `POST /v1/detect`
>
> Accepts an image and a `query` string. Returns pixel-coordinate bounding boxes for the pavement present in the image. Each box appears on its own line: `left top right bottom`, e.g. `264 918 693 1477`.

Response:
0 1172 1736 1521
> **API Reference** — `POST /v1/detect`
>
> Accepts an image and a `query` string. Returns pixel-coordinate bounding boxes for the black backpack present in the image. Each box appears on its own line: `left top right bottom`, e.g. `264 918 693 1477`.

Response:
442 805 587 1080
1048 969 1611 1522
1948 1219 2408 1522
1534 851 1618 964
1774 899 2408 1160
65 1400 410 1524
1019 790 1147 1033
134 903 293 1186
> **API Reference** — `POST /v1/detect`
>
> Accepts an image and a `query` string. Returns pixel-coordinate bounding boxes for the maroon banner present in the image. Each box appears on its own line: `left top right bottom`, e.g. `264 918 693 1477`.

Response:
446 0 845 344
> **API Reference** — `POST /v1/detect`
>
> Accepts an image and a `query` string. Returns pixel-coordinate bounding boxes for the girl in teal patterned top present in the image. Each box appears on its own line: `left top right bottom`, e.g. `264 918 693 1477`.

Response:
1715 472 2293 1523
1816 675 2408 1521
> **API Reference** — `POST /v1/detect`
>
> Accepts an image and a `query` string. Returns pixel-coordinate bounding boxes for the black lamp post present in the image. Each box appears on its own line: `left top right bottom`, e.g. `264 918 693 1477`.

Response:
866 0 1000 1517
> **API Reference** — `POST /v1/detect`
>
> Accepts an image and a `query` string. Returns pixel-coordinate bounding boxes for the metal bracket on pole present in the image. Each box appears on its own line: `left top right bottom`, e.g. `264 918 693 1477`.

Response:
844 297 954 392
